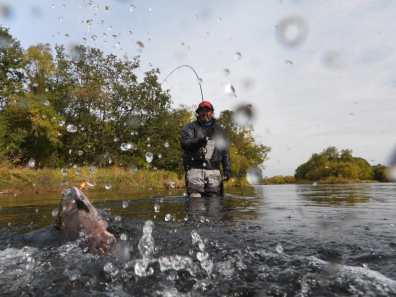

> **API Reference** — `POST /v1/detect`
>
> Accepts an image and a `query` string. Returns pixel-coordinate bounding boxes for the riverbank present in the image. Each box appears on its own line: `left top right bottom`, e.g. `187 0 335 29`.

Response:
0 165 246 194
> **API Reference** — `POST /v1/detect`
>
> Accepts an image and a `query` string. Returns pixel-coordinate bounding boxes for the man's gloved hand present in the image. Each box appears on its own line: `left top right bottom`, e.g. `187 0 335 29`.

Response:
223 171 231 181
197 138 208 147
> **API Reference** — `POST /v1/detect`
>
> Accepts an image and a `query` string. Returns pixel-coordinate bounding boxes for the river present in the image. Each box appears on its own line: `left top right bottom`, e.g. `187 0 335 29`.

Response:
0 183 395 296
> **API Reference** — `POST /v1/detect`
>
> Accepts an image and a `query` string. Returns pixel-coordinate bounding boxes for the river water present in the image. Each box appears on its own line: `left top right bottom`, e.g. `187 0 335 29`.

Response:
0 183 395 296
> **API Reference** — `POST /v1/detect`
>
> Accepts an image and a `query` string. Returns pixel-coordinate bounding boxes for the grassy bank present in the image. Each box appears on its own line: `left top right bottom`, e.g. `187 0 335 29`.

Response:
0 165 245 194
296 176 379 184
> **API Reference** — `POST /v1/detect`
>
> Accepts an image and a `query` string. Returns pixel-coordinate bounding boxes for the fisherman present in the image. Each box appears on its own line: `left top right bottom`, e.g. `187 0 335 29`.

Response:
180 101 231 197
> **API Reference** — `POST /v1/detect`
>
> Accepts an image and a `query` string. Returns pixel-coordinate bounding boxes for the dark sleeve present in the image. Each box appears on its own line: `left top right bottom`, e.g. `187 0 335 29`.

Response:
222 148 231 172
180 122 201 152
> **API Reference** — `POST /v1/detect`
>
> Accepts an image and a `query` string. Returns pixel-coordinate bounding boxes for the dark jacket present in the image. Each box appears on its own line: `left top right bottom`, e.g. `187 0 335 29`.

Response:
180 118 231 172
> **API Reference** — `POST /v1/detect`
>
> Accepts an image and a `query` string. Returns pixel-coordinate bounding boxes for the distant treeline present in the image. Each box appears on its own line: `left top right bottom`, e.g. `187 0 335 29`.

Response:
293 146 389 182
0 26 270 178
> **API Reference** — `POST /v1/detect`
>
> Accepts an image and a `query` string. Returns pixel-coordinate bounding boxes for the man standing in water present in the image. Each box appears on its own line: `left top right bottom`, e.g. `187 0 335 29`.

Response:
180 101 231 197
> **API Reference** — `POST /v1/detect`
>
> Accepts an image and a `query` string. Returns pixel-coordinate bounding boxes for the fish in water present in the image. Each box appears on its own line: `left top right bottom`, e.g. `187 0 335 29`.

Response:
54 186 116 254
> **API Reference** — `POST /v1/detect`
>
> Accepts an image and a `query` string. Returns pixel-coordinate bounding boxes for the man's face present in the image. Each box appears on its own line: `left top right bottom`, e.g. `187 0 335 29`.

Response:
198 107 213 123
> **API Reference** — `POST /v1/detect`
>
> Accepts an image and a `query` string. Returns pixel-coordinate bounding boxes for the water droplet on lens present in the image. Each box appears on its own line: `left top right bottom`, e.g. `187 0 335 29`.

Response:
130 167 137 174
235 52 241 60
164 142 169 148
43 100 50 106
105 183 112 190
217 18 221 22
136 41 144 53
165 214 172 221
154 203 160 213
28 158 36 168
77 150 83 156
223 69 230 76
91 35 97 41
158 153 162 158
108 26 112 30
313 182 317 186
225 84 235 96
169 181 175 188
76 168 82 175
276 15 309 47
145 152 153 163
86 179 96 187
66 124 77 133
58 16 63 21
104 5 112 14
123 201 129 208
120 233 128 241
233 104 253 127
130 4 135 11
61 168 68 176
246 168 262 184
59 120 65 126
60 178 68 185
89 166 96 173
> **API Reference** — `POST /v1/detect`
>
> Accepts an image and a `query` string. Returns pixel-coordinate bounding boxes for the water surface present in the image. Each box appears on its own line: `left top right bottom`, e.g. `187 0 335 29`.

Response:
0 183 395 296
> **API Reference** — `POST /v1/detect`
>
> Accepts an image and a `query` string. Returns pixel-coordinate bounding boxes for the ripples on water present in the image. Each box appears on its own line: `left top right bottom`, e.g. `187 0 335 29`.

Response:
0 184 395 296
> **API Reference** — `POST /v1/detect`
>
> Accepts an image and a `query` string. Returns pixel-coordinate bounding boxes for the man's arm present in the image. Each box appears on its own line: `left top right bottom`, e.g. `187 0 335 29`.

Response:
180 123 207 152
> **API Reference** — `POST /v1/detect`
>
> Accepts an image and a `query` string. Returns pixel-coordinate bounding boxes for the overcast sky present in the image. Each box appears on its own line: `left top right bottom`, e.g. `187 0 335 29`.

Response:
2 0 396 177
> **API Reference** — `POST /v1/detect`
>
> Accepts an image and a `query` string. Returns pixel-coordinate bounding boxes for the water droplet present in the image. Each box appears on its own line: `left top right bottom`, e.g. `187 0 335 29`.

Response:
147 138 150 142
58 16 63 21
76 168 82 175
225 84 235 96
59 120 66 126
147 144 151 148
246 168 262 184
86 179 96 187
276 243 283 254
104 5 112 14
235 52 242 60
32 183 36 188
121 143 132 151
130 4 135 11
154 203 160 213
122 201 129 208
223 69 230 76
91 35 97 41
120 233 128 241
60 178 68 185
200 216 205 223
77 150 83 156
66 124 77 133
164 142 169 148
130 167 138 174
105 183 112 190
313 182 317 186
233 104 253 127
276 16 309 48
28 158 36 168
88 166 96 174
158 153 162 158
43 100 50 106
145 152 153 163
108 26 112 30
217 18 221 22
197 77 203 85
165 214 172 221
285 60 293 66
61 168 68 176
136 41 144 53
169 181 175 188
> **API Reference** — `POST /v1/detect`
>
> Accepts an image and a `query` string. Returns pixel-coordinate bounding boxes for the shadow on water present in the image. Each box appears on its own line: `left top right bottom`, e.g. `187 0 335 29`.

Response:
0 184 396 296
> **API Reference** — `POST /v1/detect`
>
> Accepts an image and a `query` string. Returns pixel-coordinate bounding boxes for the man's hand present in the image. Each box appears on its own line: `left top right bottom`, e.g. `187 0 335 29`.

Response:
223 171 231 181
197 138 208 147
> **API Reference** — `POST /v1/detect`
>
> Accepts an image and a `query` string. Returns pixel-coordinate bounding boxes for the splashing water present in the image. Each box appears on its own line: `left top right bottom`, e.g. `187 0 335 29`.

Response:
145 152 153 163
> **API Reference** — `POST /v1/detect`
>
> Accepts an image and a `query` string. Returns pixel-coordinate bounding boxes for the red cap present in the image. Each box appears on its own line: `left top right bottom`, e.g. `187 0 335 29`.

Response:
196 101 214 112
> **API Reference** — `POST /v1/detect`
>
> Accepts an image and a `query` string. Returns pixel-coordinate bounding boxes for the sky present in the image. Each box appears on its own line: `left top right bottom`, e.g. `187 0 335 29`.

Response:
1 0 396 177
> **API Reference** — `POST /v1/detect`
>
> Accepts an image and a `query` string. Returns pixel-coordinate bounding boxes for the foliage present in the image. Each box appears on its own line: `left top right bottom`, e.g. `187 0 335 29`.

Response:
0 26 270 178
294 146 387 182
